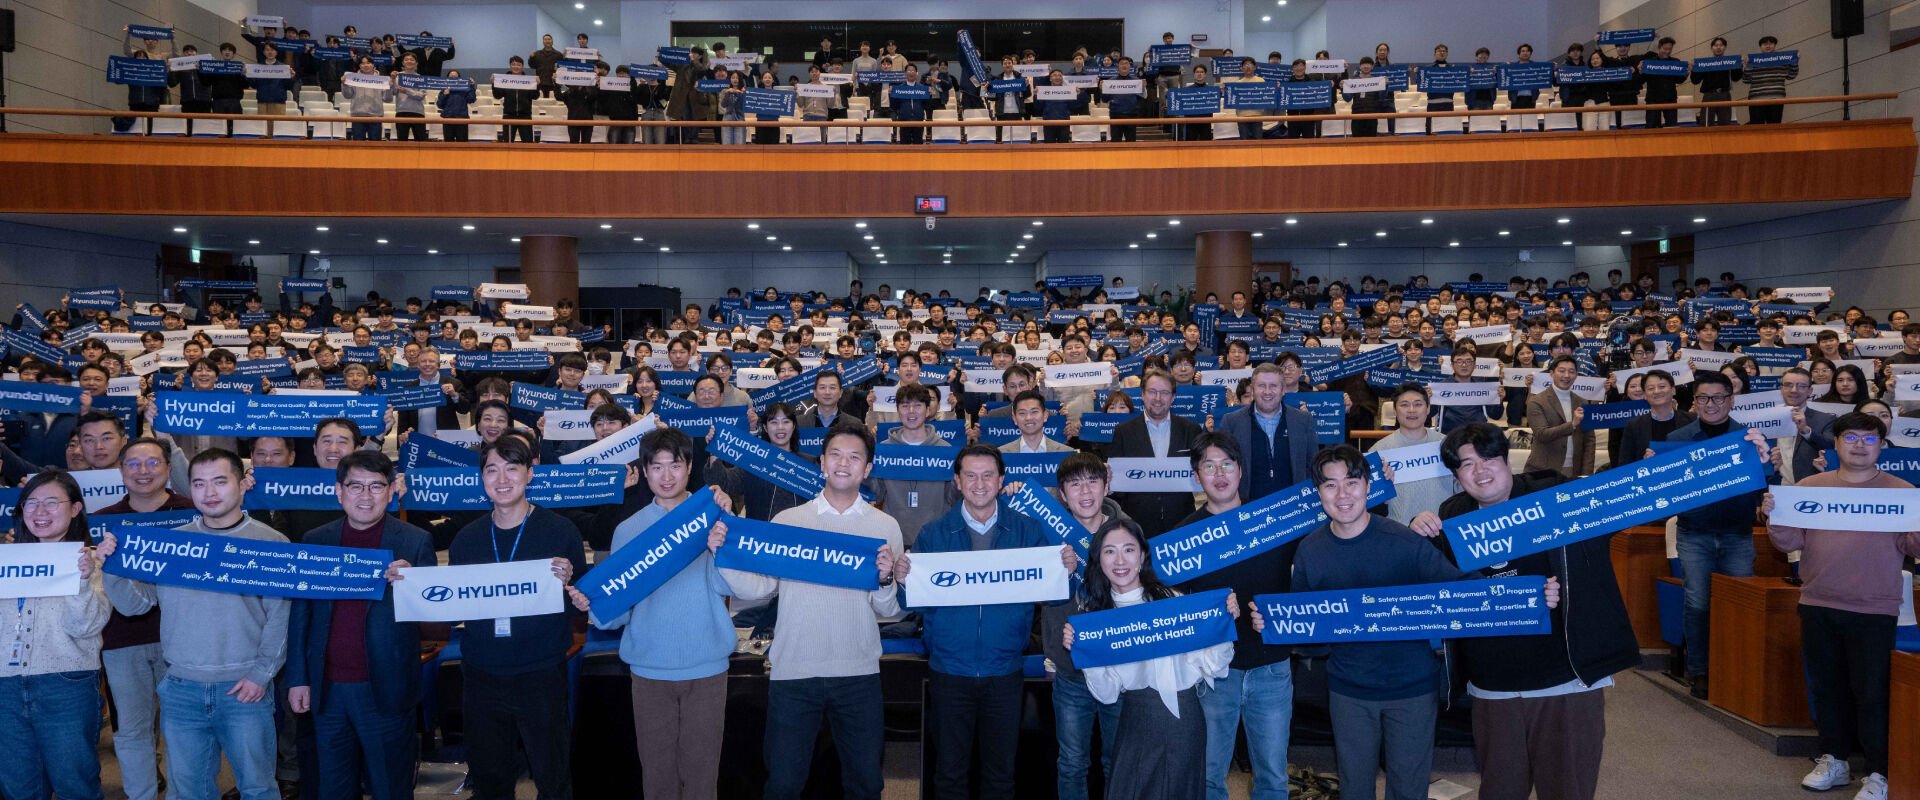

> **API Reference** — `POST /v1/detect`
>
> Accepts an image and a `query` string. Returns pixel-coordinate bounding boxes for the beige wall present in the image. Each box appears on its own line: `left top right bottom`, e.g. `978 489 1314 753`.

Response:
2 0 247 133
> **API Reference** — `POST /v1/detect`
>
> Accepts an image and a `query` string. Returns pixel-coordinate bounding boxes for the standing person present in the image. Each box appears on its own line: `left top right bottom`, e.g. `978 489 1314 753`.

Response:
283 451 434 800
1345 58 1392 137
1638 37 1686 127
1615 369 1691 469
1743 35 1797 124
568 428 735 800
1763 412 1920 800
710 425 902 800
498 55 538 142
1174 432 1302 800
1689 37 1741 126
892 63 930 145
1370 383 1456 525
0 471 112 800
601 65 640 144
435 70 476 142
172 44 214 114
1524 356 1593 477
717 70 748 145
1147 31 1187 114
1508 43 1541 109
1064 518 1237 800
897 444 1077 800
390 52 429 141
665 45 711 144
1218 363 1318 503
445 435 586 800
341 55 392 141
866 383 954 546
99 449 292 800
1439 344 1505 433
528 34 562 99
1107 370 1203 536
1464 47 1496 110
561 62 602 143
1105 56 1145 142
248 42 295 137
1407 424 1638 800
1043 454 1128 800
119 48 167 133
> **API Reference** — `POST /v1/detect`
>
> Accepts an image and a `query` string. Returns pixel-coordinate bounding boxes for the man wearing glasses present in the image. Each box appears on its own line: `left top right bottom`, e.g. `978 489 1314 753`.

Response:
284 450 434 800
1662 370 1775 698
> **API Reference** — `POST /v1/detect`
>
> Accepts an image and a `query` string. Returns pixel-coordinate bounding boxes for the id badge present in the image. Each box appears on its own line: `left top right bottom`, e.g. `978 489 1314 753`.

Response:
5 640 24 667
494 617 511 637
908 490 920 508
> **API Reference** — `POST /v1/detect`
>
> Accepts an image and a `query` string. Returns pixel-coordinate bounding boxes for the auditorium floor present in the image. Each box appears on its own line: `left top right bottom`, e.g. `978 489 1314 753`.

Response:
84 667 1825 798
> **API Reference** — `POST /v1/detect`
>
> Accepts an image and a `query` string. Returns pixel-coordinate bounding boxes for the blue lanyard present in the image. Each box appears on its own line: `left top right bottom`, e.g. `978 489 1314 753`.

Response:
491 515 529 563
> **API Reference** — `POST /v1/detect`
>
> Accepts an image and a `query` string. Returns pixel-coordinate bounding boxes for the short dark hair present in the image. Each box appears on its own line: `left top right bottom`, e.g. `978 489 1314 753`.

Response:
315 417 365 445
1189 431 1241 470
896 382 935 407
76 410 125 435
1692 370 1734 394
480 434 537 468
813 370 843 391
639 427 695 467
954 443 1005 476
189 447 246 480
1056 452 1109 486
823 422 874 463
1012 389 1048 410
1439 423 1509 471
1310 445 1370 484
1830 411 1888 439
335 449 395 483
120 436 172 463
589 402 631 427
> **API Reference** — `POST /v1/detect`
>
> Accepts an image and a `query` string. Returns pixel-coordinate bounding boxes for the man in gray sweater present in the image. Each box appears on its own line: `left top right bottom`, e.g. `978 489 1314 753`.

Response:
100 448 291 800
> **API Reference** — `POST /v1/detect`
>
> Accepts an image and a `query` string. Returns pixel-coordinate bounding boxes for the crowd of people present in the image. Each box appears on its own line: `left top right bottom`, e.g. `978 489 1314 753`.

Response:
111 19 1805 143
0 264 1914 800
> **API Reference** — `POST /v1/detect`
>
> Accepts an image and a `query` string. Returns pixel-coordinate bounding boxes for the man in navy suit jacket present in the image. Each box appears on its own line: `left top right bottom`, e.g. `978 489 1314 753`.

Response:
285 450 437 800
1216 364 1321 501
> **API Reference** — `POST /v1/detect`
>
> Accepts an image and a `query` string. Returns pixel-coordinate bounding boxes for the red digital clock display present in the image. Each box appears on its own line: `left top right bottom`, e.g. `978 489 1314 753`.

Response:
914 196 948 214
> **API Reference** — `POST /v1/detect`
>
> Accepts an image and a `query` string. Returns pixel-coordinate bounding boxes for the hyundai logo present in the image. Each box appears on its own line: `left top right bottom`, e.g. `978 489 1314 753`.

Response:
1792 501 1823 514
931 571 960 587
421 586 453 602
1126 469 1145 480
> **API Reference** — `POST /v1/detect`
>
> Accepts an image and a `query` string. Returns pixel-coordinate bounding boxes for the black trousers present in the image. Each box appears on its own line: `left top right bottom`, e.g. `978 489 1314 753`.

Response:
764 674 883 800
1510 94 1538 110
567 119 593 143
504 116 534 142
1749 103 1784 124
927 671 1024 799
443 122 469 141
1800 603 1895 776
394 111 427 141
464 664 571 800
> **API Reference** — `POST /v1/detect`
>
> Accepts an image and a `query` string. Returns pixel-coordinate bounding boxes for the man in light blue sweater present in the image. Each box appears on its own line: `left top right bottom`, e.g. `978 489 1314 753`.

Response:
100 448 290 800
568 427 736 800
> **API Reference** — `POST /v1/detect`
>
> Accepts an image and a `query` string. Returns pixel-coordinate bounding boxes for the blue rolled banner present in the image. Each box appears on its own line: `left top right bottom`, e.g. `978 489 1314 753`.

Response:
657 46 692 65
1639 59 1688 77
1254 62 1289 80
1417 64 1470 93
977 416 1065 447
1006 483 1085 560
657 405 749 435
577 488 719 620
1068 587 1233 669
752 365 824 413
104 527 392 600
402 465 624 511
1692 55 1741 73
1596 27 1657 44
707 424 823 501
395 34 452 49
1153 452 1392 584
1281 81 1333 109
1166 86 1221 116
0 381 83 414
1224 81 1278 109
1309 343 1401 384
510 382 586 413
107 56 169 86
1748 50 1797 68
714 516 884 591
399 433 478 471
455 351 553 373
856 70 907 84
247 467 402 511
1254 576 1551 644
381 383 447 412
1445 431 1766 570
1004 452 1071 488
311 47 352 61
149 391 385 437
1289 392 1348 444
742 88 794 116
128 24 174 40
955 30 988 82
836 356 882 386
1074 412 1130 444
695 79 730 93
1579 399 1650 430
630 64 671 81
871 442 962 481
91 510 202 544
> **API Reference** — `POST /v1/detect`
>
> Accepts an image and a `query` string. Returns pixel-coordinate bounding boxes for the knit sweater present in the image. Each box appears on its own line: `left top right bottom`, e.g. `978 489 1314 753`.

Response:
719 496 902 680
103 515 291 687
589 499 736 681
1767 469 1920 616
0 567 110 678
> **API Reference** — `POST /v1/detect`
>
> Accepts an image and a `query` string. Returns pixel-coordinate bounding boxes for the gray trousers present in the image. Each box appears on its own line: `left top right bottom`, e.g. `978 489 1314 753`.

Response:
1329 690 1439 800
102 643 170 800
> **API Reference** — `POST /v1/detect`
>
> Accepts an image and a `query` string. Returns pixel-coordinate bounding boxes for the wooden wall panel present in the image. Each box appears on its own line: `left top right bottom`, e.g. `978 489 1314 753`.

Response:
0 120 1908 218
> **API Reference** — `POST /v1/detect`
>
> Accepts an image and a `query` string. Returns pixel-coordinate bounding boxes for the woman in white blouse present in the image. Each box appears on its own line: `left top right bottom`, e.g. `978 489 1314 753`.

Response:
1063 518 1237 800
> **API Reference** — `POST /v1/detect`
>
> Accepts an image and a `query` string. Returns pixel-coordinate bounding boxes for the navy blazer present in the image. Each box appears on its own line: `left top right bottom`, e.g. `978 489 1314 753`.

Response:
285 515 438 715
15 411 75 469
1216 403 1319 500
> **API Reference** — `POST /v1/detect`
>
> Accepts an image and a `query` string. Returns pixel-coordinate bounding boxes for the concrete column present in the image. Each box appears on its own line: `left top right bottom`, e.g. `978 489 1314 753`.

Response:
519 235 579 307
1194 230 1252 305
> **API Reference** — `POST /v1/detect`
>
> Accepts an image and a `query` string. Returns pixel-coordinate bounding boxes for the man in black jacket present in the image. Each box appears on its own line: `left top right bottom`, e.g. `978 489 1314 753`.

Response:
410 31 456 76
1106 369 1202 536
1689 36 1741 126
286 450 437 800
498 56 537 142
1410 423 1639 800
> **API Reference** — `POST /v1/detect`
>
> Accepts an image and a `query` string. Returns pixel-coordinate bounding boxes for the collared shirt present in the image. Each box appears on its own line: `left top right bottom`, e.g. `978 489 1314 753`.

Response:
811 494 868 517
1144 414 1172 458
963 505 999 536
1468 674 1614 700
1254 407 1282 438
1017 435 1050 453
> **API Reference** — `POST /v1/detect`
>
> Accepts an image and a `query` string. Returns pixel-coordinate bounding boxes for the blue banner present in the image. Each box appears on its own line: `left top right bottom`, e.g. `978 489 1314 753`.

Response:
1166 86 1221 116
281 277 328 292
1821 450 1920 485
1556 66 1633 85
1149 44 1193 67
1212 57 1247 76
0 381 83 414
402 465 624 511
1445 431 1766 571
399 432 478 472
197 59 243 76
874 420 966 446
655 370 700 395
752 365 824 413
1639 59 1688 77
656 46 691 65
1692 55 1741 73
1740 347 1804 369
695 79 729 93
742 88 794 116
312 47 352 61
1075 412 1130 444
1254 576 1551 644
66 292 119 311
708 424 823 500
247 467 402 511
382 383 447 411
1748 50 1797 68
1467 64 1499 90
956 30 988 85
871 442 962 481
1152 453 1392 584
1068 588 1233 669
1290 392 1347 444
624 63 668 81
555 58 597 73
577 488 719 620
1579 399 1649 429
713 516 883 591
396 74 474 92
510 382 586 413
1309 343 1401 384
1046 274 1104 289
856 70 907 84
429 285 471 302
836 356 882 386
1282 80 1333 109
1417 64 1470 93
657 405 750 435
150 391 385 437
1113 385 1229 423
1254 62 1289 80
341 346 382 365
396 34 452 49
987 78 1027 95
454 350 552 372
977 416 1065 447
92 510 202 544
890 83 930 100
1597 27 1657 44
1005 484 1087 563
128 24 174 40
1004 452 1071 488
1224 81 1278 109
1374 64 1411 91
104 526 391 600
107 56 168 86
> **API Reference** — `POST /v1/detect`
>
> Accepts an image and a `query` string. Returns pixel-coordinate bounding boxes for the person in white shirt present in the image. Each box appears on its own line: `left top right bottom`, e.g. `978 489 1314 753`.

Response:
999 389 1075 454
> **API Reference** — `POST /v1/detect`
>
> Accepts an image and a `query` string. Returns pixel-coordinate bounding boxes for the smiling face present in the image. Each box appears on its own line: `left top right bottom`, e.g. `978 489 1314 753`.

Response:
337 466 392 529
19 482 79 542
1097 528 1145 593
1452 442 1513 507
821 432 872 495
482 450 531 508
643 448 690 501
1195 445 1240 507
955 454 1003 517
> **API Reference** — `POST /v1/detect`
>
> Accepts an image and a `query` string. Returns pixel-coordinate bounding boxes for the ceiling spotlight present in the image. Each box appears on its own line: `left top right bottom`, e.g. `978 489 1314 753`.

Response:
1449 241 1460 247
376 238 389 244
782 245 792 251
1022 233 1034 240
1561 240 1574 246
632 236 644 242
874 253 885 258
1261 15 1271 22
1337 241 1349 247
765 235 777 241
426 249 439 254
573 2 583 8
1420 218 1434 225
747 223 760 230
599 223 612 229
1016 244 1027 250
1129 243 1139 248
172 226 188 233
1145 232 1158 239
461 224 475 231
246 239 260 245
1620 229 1633 236
1497 230 1511 237
510 237 521 243
1692 217 1707 223
1278 0 1288 5
314 226 329 232
308 249 320 254
870 245 881 250
659 246 671 252
1556 217 1571 224
1252 232 1265 238
1284 218 1298 225
1374 231 1387 237
592 18 603 26
863 234 874 241
1031 220 1044 226
855 222 868 229
1006 259 1016 263
1168 219 1181 226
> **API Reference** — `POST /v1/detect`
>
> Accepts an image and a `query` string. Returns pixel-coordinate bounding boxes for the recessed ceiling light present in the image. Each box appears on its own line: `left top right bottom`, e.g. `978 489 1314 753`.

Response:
782 245 792 251
510 237 521 243
765 235 777 241
574 2 583 7
1337 241 1348 247
1449 241 1460 247
1031 220 1044 226
1168 219 1181 226
870 245 881 250
172 226 188 233
1145 232 1158 239
1006 259 1015 263
1261 14 1271 22
1561 240 1574 246
1692 217 1707 223
659 246 671 252
855 222 868 229
308 249 320 254
1497 230 1511 237
1420 218 1434 225
1556 217 1571 224
1284 219 1298 225
429 248 443 254
599 223 612 230
1252 232 1265 238
461 224 475 231
592 18 602 26
632 236 644 242
878 260 888 264
1620 229 1633 236
1375 231 1387 237
314 226 329 232
1129 243 1139 248
747 223 760 230
1278 0 1288 5
376 238 389 244
863 234 874 241
1022 233 1034 240
246 239 260 245
1016 244 1027 250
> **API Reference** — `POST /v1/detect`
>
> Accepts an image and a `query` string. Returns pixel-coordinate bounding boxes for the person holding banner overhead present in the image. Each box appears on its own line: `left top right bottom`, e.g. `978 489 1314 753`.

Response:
444 435 586 800
282 450 434 800
709 424 901 800
1762 412 1920 799
896 444 1077 800
1063 517 1236 800
0 470 112 800
99 449 292 800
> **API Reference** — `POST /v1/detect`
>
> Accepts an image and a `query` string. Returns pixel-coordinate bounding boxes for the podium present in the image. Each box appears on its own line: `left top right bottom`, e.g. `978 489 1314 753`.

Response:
1891 651 1920 798
1707 576 1810 728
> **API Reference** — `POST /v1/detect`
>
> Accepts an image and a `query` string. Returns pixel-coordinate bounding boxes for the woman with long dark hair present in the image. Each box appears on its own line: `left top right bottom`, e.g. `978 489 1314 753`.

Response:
1064 518 1235 800
1818 364 1875 405
0 470 110 800
714 401 813 521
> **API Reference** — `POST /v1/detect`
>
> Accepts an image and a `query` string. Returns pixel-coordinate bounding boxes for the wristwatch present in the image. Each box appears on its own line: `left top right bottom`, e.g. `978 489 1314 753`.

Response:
878 574 895 587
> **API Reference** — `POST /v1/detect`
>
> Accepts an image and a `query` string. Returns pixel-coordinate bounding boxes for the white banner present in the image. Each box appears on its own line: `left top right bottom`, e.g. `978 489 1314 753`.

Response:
797 83 837 98
1458 324 1513 346
1100 79 1145 95
556 70 596 87
1852 337 1906 358
598 76 631 91
394 560 562 623
108 376 142 397
1044 363 1114 388
71 468 128 512
1773 287 1833 304
1198 368 1252 388
1013 63 1051 77
963 369 1003 394
244 15 285 28
818 73 854 85
1064 74 1101 88
564 47 601 61
1107 286 1140 300
1530 373 1607 401
491 73 539 90
1108 457 1200 493
1895 373 1920 401
502 304 555 321
1730 389 1794 439
1610 361 1696 387
580 373 630 394
1377 440 1449 484
344 72 391 90
1769 486 1920 532
1500 367 1539 389
1784 324 1845 345
734 368 778 390
1470 358 1503 378
1308 58 1348 73
1342 76 1387 93
560 415 656 465
543 409 596 441
245 64 293 80
871 384 953 413
1034 85 1078 100
1427 382 1501 406
477 283 529 300
903 546 1069 607
169 53 211 71
1679 349 1738 370
0 542 85 599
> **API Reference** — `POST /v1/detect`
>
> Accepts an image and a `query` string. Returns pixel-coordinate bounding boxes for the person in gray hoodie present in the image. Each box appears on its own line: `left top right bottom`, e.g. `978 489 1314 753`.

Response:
864 382 956 547
101 448 291 800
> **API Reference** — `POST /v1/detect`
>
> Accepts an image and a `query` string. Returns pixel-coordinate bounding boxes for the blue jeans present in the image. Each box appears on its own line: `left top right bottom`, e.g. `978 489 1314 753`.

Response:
1196 661 1295 800
102 643 169 800
347 121 381 141
1052 672 1119 800
0 670 105 800
314 681 415 800
159 675 279 800
1677 526 1755 676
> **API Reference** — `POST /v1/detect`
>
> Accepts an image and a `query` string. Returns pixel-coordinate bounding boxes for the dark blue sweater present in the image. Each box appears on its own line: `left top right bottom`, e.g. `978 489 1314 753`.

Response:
1665 418 1773 534
1292 515 1468 700
446 507 587 675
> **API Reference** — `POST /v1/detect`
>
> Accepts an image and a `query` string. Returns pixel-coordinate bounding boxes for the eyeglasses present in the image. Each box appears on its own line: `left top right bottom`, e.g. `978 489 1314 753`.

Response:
1694 394 1731 405
1841 434 1882 446
122 458 164 472
20 499 71 512
1196 461 1239 476
341 482 390 496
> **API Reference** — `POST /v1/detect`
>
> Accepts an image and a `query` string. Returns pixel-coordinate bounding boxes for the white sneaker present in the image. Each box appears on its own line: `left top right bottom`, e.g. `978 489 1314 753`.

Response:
1802 755 1851 791
1852 773 1886 800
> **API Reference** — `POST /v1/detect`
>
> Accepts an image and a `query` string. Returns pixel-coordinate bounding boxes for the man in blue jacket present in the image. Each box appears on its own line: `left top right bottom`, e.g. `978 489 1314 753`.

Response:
285 450 436 800
1217 362 1319 502
896 443 1077 800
